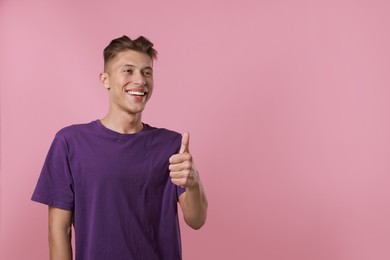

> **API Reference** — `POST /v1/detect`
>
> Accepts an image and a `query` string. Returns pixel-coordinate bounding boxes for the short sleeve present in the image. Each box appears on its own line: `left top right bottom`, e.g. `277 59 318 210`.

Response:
31 133 74 211
176 186 186 200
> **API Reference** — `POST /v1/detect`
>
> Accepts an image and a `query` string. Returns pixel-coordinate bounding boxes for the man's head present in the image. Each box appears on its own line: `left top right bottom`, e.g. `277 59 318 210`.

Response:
100 35 157 116
103 35 157 72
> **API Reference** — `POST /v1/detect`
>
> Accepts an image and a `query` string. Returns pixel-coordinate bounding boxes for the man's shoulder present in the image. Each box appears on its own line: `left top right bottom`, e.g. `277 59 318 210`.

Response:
144 124 182 149
144 125 182 153
55 121 96 139
145 124 181 139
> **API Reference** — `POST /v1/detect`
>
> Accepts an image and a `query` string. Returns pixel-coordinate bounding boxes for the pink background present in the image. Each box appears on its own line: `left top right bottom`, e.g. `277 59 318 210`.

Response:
1 0 390 259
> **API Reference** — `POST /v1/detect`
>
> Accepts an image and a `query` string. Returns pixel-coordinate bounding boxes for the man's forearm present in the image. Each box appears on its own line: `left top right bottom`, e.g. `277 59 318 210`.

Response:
180 178 208 230
49 227 73 260
48 207 73 260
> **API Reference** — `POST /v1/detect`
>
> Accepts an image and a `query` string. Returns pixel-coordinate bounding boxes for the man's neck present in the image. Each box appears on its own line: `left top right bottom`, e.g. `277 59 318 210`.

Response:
100 111 143 134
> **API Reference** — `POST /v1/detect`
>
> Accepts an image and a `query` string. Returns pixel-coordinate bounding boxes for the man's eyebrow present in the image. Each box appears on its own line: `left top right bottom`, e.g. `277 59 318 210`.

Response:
122 64 153 70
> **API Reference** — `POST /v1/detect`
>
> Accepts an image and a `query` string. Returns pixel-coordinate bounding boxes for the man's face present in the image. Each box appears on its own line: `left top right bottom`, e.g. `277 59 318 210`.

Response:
101 50 154 115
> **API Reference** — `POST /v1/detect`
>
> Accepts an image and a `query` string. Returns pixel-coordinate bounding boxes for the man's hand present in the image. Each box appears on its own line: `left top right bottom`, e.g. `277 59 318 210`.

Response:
169 132 199 188
169 132 208 229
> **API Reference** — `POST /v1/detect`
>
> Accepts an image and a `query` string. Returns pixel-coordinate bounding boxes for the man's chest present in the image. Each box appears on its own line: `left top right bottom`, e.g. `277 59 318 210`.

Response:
68 139 172 192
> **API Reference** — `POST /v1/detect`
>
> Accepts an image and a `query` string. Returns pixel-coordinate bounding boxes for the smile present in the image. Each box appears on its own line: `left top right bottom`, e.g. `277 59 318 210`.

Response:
126 90 147 96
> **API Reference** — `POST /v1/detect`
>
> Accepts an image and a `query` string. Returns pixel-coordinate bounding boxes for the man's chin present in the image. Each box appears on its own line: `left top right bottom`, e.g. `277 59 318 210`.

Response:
126 105 147 115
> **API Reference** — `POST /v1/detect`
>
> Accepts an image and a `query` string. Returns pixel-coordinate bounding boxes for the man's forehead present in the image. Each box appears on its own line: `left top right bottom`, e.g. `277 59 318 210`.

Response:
112 50 153 67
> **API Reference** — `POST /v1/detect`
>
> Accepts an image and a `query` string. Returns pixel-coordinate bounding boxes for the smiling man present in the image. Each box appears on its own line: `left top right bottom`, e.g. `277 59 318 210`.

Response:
31 35 208 260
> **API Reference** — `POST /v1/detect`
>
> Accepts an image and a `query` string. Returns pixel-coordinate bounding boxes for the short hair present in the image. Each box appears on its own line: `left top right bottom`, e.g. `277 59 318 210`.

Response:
103 35 158 71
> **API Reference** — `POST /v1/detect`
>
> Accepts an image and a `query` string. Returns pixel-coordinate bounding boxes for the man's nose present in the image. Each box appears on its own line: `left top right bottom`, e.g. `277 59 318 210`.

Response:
133 71 146 85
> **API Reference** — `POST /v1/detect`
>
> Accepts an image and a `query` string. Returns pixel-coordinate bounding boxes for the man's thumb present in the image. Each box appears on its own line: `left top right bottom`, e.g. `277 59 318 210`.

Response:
179 132 190 154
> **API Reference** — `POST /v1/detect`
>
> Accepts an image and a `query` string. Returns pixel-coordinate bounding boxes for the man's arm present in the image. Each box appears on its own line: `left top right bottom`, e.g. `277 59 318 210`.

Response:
178 177 208 229
169 132 208 230
48 207 73 260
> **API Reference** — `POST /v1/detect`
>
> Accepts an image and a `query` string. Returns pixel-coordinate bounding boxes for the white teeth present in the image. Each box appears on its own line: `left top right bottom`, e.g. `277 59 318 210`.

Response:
127 91 145 96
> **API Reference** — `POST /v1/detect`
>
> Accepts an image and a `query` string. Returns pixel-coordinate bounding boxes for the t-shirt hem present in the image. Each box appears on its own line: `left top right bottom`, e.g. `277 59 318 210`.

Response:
31 194 74 211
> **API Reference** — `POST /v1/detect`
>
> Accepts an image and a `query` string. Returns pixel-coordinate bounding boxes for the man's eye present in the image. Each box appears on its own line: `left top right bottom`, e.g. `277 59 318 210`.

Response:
143 71 152 76
124 69 133 74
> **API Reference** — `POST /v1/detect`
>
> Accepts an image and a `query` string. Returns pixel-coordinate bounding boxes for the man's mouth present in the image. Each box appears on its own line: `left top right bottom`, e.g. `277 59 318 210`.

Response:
126 90 147 96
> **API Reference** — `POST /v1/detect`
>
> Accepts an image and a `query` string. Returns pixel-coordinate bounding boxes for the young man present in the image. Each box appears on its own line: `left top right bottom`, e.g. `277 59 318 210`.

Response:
31 35 208 260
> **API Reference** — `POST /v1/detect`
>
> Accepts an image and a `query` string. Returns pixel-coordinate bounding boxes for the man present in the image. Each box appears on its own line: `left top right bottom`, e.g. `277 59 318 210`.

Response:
31 35 208 260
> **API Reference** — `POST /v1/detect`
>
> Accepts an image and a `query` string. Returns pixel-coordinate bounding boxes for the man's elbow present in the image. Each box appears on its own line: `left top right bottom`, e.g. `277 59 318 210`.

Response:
187 220 206 230
184 211 207 230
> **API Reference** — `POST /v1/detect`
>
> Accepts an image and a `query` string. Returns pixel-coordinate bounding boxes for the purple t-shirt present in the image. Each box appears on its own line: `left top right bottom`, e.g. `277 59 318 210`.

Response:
32 120 186 260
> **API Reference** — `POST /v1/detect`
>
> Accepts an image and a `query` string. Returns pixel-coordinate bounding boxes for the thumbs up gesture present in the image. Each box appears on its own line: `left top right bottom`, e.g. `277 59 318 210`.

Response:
169 132 199 188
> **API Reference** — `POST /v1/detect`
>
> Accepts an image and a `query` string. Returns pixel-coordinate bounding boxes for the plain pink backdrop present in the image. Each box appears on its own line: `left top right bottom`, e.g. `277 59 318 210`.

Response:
1 0 390 259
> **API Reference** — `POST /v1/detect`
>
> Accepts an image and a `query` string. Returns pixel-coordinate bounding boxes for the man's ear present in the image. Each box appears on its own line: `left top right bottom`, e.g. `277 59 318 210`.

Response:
99 72 110 90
